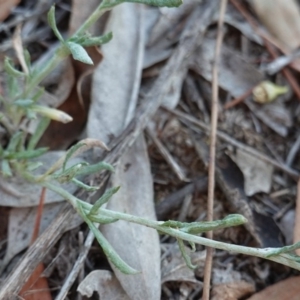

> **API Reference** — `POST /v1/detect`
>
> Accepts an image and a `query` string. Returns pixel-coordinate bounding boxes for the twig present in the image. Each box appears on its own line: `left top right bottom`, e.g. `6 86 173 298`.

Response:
263 49 300 75
55 230 96 300
286 133 300 167
223 86 253 110
155 176 208 220
146 126 189 182
167 108 300 179
203 1 227 299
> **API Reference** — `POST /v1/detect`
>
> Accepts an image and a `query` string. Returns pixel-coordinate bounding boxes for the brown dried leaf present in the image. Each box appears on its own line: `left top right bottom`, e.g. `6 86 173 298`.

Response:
212 281 255 300
0 0 20 22
247 276 300 300
251 0 300 51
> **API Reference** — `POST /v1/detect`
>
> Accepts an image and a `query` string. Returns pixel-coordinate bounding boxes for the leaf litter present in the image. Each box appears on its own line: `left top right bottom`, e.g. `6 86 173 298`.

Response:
2 0 300 299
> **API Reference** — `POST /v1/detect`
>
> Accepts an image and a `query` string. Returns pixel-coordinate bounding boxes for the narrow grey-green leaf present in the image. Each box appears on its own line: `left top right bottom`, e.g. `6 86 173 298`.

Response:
27 117 51 150
77 161 114 176
177 238 197 270
88 186 120 216
47 6 64 42
72 178 99 192
14 99 34 107
7 131 23 152
66 42 93 65
78 203 139 275
54 163 87 183
88 214 119 224
80 32 113 47
4 57 24 77
101 0 182 9
63 142 87 171
1 160 12 177
11 147 48 159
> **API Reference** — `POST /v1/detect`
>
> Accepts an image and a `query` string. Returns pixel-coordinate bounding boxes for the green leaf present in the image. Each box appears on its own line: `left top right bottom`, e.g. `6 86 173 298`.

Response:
77 161 114 176
88 186 120 216
4 57 25 77
31 105 73 123
1 160 12 177
27 117 51 150
27 161 43 171
47 6 64 42
72 178 99 192
66 42 93 65
177 238 197 270
63 142 87 171
80 32 113 47
14 99 34 107
88 214 119 224
53 163 87 183
7 131 23 152
9 147 48 159
78 203 139 274
23 49 31 70
101 0 182 9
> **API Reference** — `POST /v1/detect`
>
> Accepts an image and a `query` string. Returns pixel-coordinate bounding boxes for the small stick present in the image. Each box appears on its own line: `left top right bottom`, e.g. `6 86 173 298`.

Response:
223 87 253 110
167 108 300 179
294 179 300 255
203 0 227 299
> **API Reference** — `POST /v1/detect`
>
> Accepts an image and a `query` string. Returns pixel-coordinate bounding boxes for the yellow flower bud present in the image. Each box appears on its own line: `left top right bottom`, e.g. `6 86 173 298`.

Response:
253 81 288 103
31 105 73 123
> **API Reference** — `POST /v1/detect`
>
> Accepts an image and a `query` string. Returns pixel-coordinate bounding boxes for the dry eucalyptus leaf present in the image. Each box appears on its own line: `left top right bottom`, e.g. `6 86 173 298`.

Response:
102 135 161 300
192 38 264 98
77 270 130 300
0 151 81 207
1 202 81 271
87 4 160 300
0 0 20 22
211 281 255 300
251 0 300 51
230 149 274 196
247 276 300 300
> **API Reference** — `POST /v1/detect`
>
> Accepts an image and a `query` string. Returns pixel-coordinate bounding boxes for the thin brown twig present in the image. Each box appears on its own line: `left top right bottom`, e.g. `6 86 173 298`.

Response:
229 0 300 101
223 86 254 109
294 179 300 255
202 0 227 299
168 108 300 179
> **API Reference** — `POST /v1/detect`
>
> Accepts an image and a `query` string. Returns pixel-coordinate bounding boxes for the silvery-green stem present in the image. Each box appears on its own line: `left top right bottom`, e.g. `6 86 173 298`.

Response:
43 181 300 271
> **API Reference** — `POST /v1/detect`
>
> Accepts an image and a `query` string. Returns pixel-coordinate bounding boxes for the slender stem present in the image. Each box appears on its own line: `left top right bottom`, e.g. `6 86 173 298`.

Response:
74 3 110 36
42 180 300 271
203 1 227 298
22 51 65 98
